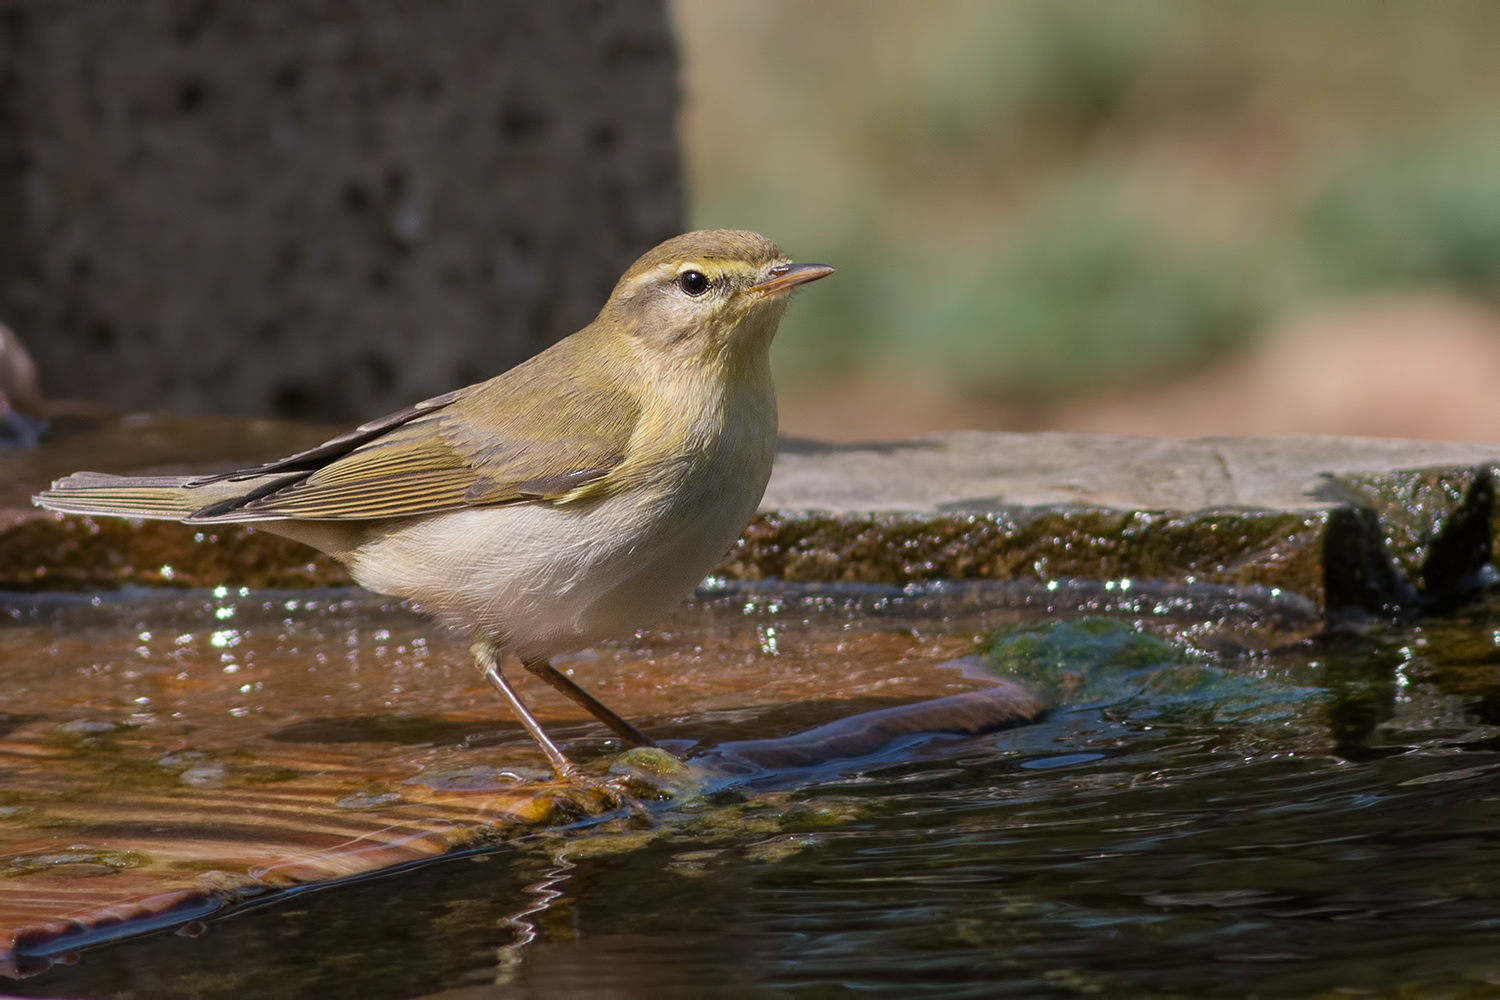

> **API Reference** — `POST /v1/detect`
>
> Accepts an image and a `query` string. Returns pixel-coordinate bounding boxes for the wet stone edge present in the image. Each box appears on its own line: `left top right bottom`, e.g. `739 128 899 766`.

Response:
719 508 1328 606
0 507 1326 600
1 461 1496 619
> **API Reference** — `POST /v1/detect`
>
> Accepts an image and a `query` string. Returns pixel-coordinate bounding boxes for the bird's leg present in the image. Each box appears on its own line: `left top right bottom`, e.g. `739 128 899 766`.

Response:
520 657 658 748
472 641 582 780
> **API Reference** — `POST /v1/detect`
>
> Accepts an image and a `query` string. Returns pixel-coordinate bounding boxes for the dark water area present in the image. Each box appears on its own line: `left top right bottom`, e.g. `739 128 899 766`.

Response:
7 580 1500 998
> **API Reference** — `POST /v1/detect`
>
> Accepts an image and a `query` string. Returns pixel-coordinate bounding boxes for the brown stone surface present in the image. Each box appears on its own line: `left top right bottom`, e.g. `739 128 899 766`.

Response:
0 587 1043 974
0 1 681 422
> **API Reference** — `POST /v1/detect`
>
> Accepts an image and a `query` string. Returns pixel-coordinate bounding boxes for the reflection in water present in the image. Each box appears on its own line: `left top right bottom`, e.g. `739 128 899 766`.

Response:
494 854 575 986
4 582 1500 996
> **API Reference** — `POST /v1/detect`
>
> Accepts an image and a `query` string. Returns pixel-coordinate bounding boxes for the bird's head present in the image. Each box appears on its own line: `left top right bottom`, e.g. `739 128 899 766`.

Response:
598 230 833 370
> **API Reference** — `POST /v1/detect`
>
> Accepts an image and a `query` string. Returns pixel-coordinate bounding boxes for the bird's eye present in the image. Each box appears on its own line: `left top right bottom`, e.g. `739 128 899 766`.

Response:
678 270 710 297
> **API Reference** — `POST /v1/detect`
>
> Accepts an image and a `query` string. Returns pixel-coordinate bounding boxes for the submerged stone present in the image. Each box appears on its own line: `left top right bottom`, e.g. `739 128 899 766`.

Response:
977 617 1187 705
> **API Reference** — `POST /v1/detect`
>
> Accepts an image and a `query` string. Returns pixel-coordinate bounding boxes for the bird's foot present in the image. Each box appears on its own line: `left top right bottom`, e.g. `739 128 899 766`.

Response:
534 746 696 821
534 768 652 824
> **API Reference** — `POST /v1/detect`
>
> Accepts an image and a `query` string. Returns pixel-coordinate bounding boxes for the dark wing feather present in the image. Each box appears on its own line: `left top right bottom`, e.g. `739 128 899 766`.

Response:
188 389 463 486
184 335 641 523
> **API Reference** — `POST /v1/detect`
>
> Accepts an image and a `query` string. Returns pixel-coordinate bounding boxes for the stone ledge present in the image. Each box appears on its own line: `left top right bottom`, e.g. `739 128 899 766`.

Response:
5 422 1500 616
751 434 1500 616
767 432 1500 513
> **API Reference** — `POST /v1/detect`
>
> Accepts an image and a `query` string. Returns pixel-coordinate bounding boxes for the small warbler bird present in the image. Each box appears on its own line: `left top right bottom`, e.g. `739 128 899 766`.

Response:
35 230 833 779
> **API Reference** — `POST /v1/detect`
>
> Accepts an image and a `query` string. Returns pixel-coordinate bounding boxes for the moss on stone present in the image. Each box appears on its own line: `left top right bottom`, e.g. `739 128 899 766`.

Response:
720 508 1327 601
0 514 352 591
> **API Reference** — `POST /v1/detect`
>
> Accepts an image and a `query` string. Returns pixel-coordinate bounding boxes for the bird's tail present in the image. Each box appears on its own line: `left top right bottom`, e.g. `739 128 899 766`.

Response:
33 472 246 520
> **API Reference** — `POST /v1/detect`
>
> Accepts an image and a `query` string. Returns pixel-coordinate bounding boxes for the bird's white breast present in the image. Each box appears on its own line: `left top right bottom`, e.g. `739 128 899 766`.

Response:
344 375 777 661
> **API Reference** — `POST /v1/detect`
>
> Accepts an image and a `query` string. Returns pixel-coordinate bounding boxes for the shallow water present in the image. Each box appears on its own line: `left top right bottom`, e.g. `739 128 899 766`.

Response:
5 580 1500 998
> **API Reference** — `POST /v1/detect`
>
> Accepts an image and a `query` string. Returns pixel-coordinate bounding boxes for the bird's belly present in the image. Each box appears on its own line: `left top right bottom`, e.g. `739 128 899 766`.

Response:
345 478 761 660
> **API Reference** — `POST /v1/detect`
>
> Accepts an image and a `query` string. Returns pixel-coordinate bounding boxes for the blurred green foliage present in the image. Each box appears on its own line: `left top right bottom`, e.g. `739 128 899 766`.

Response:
896 178 1259 396
1306 142 1500 298
674 0 1500 399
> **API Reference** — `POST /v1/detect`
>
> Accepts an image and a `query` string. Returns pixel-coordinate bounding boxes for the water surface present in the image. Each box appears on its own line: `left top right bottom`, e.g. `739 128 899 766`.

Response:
4 581 1500 998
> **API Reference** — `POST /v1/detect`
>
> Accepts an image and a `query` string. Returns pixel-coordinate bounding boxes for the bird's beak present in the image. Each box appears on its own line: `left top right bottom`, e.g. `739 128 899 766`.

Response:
747 262 836 296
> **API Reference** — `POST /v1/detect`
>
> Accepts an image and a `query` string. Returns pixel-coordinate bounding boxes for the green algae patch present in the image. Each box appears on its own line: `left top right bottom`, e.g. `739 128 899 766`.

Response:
608 746 702 803
541 786 873 873
611 746 694 780
977 617 1188 706
975 617 1322 731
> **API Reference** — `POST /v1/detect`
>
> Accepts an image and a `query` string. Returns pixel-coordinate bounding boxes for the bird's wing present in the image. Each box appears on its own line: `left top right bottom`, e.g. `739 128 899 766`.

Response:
185 366 642 523
35 389 468 521
189 388 466 485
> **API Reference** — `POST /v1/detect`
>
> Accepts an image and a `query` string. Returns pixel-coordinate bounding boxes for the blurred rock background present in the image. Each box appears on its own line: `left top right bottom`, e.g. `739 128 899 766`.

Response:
5 1 1500 443
0 0 680 422
675 1 1500 442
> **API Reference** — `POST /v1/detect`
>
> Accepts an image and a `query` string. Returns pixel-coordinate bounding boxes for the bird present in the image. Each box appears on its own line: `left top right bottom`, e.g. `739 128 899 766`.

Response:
34 229 834 780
